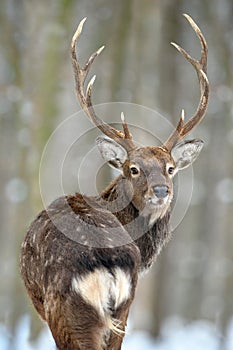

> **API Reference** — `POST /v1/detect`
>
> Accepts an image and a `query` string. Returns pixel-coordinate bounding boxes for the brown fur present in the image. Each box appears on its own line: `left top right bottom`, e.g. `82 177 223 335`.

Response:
20 14 209 349
20 145 175 349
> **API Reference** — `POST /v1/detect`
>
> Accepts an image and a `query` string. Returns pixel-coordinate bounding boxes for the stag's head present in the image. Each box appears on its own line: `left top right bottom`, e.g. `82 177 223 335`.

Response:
71 14 209 222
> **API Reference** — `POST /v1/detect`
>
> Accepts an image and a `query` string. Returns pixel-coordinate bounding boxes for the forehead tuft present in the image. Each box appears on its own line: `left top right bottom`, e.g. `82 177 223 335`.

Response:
129 146 171 162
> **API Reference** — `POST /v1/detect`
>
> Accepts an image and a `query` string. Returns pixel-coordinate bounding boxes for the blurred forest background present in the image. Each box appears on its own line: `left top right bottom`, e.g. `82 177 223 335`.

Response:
1 0 233 349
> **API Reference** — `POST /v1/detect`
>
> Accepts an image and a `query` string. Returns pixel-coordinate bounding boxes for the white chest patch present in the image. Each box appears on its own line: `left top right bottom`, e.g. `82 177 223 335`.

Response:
72 267 131 319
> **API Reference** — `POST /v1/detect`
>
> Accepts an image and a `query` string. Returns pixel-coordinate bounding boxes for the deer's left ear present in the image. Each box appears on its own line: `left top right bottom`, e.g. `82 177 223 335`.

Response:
96 136 128 170
171 139 204 170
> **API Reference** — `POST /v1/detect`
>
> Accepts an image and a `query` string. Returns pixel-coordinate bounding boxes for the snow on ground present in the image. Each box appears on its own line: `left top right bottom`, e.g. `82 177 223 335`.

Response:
1 315 233 350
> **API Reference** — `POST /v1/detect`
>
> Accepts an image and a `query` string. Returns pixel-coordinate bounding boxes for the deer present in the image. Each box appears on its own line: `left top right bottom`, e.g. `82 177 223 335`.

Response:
20 14 209 350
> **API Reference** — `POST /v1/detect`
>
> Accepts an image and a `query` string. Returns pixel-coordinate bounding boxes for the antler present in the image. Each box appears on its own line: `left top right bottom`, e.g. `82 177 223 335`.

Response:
163 14 209 151
71 18 135 151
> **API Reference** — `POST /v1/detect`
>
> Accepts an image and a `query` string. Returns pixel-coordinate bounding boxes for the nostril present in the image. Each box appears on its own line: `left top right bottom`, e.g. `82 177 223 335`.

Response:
153 185 169 198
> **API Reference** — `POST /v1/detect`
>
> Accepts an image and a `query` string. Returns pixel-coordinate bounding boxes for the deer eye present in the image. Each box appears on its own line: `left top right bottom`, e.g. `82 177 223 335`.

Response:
130 166 139 175
168 166 175 175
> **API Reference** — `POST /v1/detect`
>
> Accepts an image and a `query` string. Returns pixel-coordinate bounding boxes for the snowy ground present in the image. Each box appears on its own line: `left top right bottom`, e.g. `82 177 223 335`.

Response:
1 315 233 350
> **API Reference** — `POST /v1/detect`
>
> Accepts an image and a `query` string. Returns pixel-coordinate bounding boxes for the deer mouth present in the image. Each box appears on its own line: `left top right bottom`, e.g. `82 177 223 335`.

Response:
148 197 166 205
145 192 171 206
146 196 171 211
142 195 170 214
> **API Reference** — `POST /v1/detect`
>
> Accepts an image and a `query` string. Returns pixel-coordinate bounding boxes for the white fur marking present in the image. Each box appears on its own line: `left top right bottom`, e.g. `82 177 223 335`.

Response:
72 268 131 329
113 268 131 308
32 233 36 243
72 269 111 318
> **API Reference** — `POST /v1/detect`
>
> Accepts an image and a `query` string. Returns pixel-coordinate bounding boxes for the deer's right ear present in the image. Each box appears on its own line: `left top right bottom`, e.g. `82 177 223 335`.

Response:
96 136 128 169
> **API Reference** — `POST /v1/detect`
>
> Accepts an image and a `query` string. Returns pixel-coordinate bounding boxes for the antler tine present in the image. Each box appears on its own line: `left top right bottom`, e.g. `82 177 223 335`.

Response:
164 14 209 151
71 18 135 151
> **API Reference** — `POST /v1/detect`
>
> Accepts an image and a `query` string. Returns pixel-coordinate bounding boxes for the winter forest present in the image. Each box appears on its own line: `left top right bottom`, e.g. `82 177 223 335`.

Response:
1 0 233 349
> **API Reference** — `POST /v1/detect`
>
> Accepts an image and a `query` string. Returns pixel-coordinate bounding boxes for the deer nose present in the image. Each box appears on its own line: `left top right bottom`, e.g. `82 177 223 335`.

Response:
153 185 169 198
